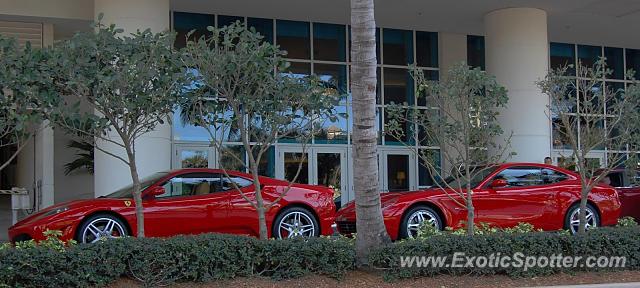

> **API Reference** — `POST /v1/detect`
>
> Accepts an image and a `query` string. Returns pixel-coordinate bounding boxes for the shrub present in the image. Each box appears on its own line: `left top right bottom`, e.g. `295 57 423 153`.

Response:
617 216 638 227
369 226 640 281
0 234 355 288
416 222 541 240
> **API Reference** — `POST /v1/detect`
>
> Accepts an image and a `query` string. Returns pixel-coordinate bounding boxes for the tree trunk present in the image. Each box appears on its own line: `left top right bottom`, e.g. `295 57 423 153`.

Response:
351 0 390 266
126 148 145 237
578 185 589 234
466 184 475 236
251 168 269 239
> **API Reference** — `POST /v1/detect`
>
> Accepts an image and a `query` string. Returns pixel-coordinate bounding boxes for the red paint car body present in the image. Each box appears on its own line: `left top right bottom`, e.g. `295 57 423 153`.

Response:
8 169 336 242
604 169 640 222
336 163 621 240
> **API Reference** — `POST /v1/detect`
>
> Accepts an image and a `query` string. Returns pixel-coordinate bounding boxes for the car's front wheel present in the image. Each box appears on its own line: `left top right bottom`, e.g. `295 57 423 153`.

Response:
565 203 600 234
399 205 443 239
76 213 129 243
272 206 320 239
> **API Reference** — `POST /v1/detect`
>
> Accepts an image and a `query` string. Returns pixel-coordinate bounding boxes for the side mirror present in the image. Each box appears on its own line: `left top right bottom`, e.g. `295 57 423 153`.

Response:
489 179 508 188
146 186 165 198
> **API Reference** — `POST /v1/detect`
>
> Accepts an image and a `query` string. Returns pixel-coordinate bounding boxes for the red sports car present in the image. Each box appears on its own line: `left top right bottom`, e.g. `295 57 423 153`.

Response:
604 169 640 222
8 169 336 243
336 163 621 240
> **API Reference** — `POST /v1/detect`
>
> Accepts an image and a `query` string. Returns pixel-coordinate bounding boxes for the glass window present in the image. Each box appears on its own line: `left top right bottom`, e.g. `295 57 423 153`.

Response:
314 105 348 144
383 68 413 105
387 154 409 191
552 115 576 149
604 47 624 80
541 169 569 184
418 149 440 187
161 173 223 197
467 35 485 71
173 12 215 49
578 45 602 70
313 23 346 62
416 31 438 68
219 145 245 172
250 146 275 177
247 17 274 44
492 167 544 187
284 152 309 184
282 61 310 78
314 64 347 94
416 70 439 107
605 82 624 114
384 108 411 144
382 28 413 65
276 20 310 59
221 176 253 191
180 150 208 168
217 15 243 28
626 49 640 80
550 42 576 75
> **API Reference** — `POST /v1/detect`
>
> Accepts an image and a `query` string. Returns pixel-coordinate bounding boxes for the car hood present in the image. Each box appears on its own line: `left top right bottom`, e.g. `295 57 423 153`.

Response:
11 198 124 227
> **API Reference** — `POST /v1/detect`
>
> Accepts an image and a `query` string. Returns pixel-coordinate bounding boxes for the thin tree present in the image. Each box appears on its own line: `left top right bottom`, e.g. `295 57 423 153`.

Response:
47 21 187 237
386 63 511 236
350 0 391 264
180 23 338 239
537 58 640 234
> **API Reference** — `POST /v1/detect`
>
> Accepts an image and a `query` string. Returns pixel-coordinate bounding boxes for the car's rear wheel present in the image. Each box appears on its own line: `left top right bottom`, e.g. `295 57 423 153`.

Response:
399 205 443 239
565 203 600 235
272 206 320 239
76 213 129 244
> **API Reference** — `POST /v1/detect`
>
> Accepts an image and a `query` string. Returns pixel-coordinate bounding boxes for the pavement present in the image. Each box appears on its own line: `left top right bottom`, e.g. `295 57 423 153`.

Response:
533 283 640 288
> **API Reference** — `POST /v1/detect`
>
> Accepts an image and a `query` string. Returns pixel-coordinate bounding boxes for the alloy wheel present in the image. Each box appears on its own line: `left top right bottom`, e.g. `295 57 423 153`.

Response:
276 211 316 239
569 206 597 234
81 217 126 243
406 209 440 239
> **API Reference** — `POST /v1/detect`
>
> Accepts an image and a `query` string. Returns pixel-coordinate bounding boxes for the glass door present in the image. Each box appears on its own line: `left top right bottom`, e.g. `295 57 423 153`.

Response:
276 146 311 184
312 147 348 207
379 149 416 192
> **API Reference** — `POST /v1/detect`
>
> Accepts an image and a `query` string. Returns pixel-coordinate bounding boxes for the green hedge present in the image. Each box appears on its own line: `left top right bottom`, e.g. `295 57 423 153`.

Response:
369 226 640 281
0 234 355 288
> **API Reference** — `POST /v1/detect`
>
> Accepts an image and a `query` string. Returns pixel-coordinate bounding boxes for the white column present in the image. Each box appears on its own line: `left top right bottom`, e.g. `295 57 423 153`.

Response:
485 8 551 163
93 0 172 196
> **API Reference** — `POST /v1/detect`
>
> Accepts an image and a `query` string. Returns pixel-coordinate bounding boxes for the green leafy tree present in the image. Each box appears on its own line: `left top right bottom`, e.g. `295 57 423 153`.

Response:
538 58 640 234
47 20 187 237
180 23 338 239
0 36 52 172
386 62 511 236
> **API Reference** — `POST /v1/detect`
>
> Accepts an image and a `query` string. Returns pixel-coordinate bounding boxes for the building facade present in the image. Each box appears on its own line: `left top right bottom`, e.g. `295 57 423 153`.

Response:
1 0 639 240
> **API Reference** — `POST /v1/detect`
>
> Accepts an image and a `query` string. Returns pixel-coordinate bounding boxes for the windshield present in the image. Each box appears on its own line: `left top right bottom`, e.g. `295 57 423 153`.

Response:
104 172 169 199
434 166 498 189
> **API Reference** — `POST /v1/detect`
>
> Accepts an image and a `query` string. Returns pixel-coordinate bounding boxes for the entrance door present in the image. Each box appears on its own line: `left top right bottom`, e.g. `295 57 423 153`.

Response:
276 146 347 206
379 149 416 192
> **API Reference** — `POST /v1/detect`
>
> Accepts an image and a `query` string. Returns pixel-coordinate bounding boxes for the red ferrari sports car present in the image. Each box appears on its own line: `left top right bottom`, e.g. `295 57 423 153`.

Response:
336 163 621 240
603 169 640 222
8 169 336 243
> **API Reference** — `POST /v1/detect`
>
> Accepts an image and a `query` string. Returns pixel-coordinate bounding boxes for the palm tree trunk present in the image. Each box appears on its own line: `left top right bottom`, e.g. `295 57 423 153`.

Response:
350 0 390 266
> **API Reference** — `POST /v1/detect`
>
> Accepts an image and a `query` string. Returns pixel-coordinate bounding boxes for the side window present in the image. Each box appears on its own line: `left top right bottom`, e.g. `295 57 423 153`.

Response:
159 173 222 198
541 169 569 184
493 167 543 187
606 172 624 187
221 176 253 191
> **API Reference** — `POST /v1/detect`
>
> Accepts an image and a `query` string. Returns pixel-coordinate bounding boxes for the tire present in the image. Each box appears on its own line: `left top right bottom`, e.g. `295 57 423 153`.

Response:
272 206 320 239
399 205 443 239
564 203 600 235
76 213 129 244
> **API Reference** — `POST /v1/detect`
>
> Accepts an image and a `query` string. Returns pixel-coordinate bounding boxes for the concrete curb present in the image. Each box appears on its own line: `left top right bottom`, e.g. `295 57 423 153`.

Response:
531 282 640 288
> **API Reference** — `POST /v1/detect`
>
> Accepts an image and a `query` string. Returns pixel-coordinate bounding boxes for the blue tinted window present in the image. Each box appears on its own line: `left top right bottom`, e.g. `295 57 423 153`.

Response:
276 20 310 59
467 35 485 71
416 31 438 68
604 47 624 80
313 23 346 62
626 49 640 80
173 12 214 48
247 17 273 44
382 28 413 65
384 68 414 105
217 15 243 28
550 42 575 75
416 70 438 107
578 45 602 69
